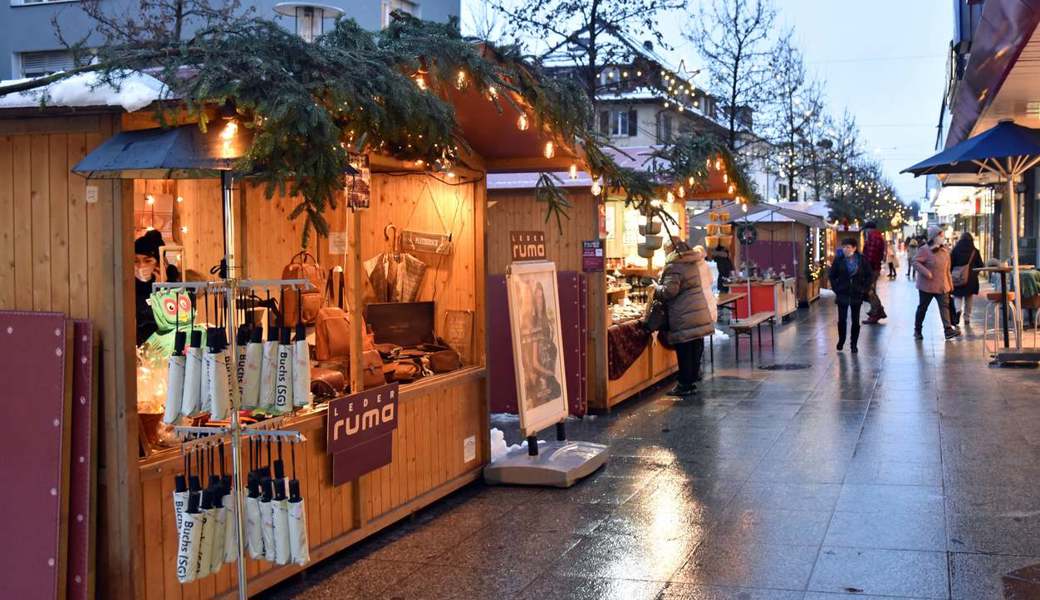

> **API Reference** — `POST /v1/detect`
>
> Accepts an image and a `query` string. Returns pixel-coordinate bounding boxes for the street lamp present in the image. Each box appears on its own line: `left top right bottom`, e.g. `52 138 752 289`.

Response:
274 3 344 43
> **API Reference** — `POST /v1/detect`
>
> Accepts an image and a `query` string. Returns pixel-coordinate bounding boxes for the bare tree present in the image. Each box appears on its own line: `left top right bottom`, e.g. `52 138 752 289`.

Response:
463 1 504 42
763 31 823 203
687 0 776 153
53 0 253 53
489 0 687 101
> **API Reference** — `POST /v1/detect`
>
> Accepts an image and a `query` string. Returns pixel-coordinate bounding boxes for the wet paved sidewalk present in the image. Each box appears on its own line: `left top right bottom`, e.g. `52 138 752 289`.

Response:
262 276 1040 600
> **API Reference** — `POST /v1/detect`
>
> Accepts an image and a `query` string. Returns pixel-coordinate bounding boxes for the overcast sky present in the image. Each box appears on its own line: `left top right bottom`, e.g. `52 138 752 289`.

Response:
462 0 950 205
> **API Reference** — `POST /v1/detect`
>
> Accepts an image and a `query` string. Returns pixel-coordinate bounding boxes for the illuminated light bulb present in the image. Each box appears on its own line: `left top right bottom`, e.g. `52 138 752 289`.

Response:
715 158 723 170
591 180 602 196
415 159 425 167
487 85 498 98
622 71 628 78
180 226 189 233
517 114 529 131
145 225 155 231
727 184 735 195
723 173 728 183
175 196 183 203
569 163 578 180
666 191 675 203
543 141 555 159
220 120 238 141
145 194 155 205
446 171 456 178
456 70 467 89
414 74 427 90
677 186 685 198
636 70 642 76
688 176 695 187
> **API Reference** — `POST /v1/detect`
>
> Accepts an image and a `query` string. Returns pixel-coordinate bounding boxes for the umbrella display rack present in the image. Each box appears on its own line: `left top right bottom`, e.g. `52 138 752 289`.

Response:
157 278 315 600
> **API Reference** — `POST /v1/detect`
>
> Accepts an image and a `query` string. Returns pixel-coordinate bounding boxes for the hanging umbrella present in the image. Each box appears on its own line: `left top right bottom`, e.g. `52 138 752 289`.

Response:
181 293 204 417
259 293 279 413
292 293 311 410
242 316 264 410
259 476 277 562
286 438 310 565
274 290 294 415
176 486 203 584
221 443 238 565
244 439 264 559
209 295 231 421
196 486 217 578
904 119 1040 360
164 297 187 424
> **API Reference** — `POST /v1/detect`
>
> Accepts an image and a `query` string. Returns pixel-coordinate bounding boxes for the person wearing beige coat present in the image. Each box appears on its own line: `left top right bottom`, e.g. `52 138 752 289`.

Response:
913 226 959 340
655 241 715 395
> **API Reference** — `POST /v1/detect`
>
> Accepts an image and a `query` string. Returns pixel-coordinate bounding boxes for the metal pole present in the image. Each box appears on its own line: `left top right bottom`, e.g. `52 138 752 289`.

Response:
220 169 249 600
1007 165 1025 350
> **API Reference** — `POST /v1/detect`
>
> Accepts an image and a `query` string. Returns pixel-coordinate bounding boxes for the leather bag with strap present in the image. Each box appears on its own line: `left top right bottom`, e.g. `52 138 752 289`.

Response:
282 252 326 326
315 269 374 362
951 248 976 287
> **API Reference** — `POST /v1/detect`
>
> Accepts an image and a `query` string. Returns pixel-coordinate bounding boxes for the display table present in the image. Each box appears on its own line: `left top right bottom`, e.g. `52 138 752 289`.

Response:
731 278 797 321
605 321 676 409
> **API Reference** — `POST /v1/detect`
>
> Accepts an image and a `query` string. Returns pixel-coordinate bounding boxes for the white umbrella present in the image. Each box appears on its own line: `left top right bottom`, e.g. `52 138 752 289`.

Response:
259 311 279 412
242 324 264 410
181 311 204 417
175 490 203 583
164 300 187 424
259 477 277 562
194 487 216 578
292 300 311 409
287 440 310 565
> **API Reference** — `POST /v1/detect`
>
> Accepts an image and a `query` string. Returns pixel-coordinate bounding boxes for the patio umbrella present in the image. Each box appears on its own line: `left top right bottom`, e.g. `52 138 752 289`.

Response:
904 119 1040 357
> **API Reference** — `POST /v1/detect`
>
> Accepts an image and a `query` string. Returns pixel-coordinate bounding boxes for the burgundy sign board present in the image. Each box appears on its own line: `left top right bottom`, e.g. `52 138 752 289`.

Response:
510 230 546 262
68 321 96 600
327 383 399 485
582 239 605 272
0 311 72 600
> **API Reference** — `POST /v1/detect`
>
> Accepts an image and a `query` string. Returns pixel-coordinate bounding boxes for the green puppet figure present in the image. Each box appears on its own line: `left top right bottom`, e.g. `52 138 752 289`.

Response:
141 289 206 358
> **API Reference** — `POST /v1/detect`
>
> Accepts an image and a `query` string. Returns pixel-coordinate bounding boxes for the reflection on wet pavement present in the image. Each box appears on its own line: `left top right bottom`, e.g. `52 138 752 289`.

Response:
260 278 1040 599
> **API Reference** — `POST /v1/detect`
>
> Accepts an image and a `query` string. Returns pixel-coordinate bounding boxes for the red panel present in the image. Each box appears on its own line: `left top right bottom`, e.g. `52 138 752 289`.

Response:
67 321 94 600
0 311 71 600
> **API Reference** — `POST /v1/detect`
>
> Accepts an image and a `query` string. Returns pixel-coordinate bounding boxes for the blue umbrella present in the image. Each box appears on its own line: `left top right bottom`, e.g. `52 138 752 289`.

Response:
903 119 1040 354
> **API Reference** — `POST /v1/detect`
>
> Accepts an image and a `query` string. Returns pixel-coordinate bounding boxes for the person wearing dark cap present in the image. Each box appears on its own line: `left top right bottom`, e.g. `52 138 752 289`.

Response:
134 229 165 346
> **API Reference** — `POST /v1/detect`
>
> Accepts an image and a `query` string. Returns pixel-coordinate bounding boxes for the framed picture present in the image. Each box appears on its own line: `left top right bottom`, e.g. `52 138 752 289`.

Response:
506 260 568 437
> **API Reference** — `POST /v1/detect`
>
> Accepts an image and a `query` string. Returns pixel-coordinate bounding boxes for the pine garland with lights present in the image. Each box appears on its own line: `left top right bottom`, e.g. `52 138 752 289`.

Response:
0 12 756 243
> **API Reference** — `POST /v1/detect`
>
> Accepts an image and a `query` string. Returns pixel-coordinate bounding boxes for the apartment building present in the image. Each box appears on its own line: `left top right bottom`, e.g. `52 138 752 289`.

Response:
0 0 459 80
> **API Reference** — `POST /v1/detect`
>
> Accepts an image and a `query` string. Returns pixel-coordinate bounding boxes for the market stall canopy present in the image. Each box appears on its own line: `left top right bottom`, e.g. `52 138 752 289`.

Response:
72 124 253 179
689 201 830 229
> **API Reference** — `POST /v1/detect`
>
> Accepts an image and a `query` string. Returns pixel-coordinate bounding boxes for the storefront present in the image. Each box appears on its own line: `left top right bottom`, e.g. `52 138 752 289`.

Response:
0 73 577 598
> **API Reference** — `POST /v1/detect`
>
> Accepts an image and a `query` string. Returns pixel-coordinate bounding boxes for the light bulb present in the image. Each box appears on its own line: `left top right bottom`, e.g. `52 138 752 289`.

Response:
175 196 183 203
488 85 498 98
414 74 427 90
220 120 238 141
456 70 466 89
723 173 728 183
689 176 695 187
517 114 529 131
145 195 155 205
591 180 602 196
678 186 685 198
543 141 555 159
666 191 675 203
741 203 748 213
180 226 189 233
569 164 578 180
728 184 735 195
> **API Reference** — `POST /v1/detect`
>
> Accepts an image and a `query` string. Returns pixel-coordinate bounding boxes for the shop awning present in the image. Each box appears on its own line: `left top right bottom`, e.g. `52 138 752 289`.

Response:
71 124 252 179
689 201 830 228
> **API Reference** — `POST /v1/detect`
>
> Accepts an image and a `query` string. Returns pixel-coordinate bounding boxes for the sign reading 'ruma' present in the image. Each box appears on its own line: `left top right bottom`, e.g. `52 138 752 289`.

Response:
510 231 547 262
327 383 399 485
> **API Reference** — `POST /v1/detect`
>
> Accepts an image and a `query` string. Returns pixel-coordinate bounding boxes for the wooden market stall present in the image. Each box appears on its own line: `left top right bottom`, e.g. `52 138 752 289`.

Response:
487 164 714 414
0 72 576 598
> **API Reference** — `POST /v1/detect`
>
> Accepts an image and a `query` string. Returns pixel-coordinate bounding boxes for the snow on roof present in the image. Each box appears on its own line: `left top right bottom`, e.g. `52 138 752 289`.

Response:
487 146 667 190
0 71 168 113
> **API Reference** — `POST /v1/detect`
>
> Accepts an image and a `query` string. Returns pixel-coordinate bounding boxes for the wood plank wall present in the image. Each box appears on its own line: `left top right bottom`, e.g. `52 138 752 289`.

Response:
485 189 609 409
0 113 138 599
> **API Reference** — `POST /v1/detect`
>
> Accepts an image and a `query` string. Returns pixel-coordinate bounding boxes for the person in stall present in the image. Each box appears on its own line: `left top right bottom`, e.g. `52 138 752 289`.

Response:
134 229 181 346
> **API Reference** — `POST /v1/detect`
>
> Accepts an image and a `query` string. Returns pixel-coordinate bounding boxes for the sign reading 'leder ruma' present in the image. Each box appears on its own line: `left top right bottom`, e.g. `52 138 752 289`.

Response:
510 231 546 262
327 383 399 486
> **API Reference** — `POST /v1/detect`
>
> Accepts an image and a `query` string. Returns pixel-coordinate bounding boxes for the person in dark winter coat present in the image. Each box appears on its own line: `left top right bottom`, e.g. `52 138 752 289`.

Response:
134 229 165 346
949 232 983 326
655 241 716 396
712 245 734 292
829 237 873 353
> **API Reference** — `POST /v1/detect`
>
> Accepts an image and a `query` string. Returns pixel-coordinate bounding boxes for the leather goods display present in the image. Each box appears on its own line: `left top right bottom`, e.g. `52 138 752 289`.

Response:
315 270 375 362
361 349 386 388
309 367 345 398
364 301 435 347
282 252 326 327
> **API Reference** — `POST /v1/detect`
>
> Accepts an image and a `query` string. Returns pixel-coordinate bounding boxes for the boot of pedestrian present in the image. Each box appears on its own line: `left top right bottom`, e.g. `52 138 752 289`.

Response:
666 383 696 397
945 328 961 340
862 315 881 325
914 330 924 340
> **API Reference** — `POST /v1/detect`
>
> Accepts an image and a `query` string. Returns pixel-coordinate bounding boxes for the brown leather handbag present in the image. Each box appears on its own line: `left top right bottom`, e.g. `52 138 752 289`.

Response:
315 270 375 362
361 349 386 388
310 367 346 398
282 252 326 326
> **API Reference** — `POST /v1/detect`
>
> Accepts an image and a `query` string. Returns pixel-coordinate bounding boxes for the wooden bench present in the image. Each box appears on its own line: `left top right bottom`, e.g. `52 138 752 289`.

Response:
730 312 775 363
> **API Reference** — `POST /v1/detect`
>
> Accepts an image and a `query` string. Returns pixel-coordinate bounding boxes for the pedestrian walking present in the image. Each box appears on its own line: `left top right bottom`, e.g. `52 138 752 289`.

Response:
949 232 983 326
906 236 920 279
829 237 873 353
913 225 959 340
654 240 716 396
885 241 900 279
712 244 734 293
861 221 887 324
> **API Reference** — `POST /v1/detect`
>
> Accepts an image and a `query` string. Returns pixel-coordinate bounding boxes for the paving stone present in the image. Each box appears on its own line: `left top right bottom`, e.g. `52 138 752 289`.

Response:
672 541 818 590
808 547 948 599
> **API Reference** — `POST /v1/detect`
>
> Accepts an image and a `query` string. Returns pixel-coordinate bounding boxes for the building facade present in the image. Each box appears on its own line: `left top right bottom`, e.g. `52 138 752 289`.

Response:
0 0 459 80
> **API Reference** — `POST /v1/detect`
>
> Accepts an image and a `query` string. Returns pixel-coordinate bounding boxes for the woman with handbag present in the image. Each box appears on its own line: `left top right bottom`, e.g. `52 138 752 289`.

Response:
652 240 716 396
949 232 983 326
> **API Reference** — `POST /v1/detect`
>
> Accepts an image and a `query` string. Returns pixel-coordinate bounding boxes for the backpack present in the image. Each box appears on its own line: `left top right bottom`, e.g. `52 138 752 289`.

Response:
282 252 326 327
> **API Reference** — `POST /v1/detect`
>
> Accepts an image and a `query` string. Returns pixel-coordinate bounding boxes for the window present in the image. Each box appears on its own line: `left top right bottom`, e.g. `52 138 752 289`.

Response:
778 183 788 200
598 109 637 137
381 0 420 27
18 50 76 78
657 113 673 143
